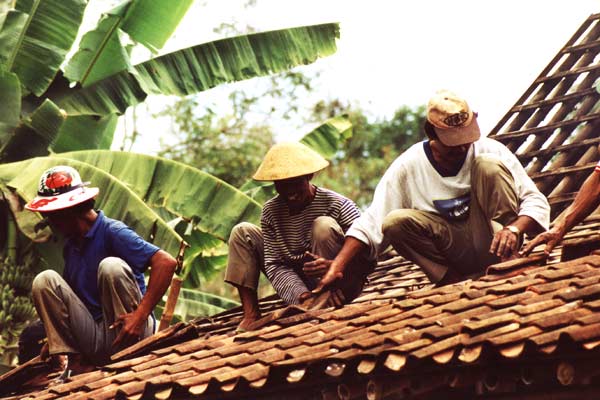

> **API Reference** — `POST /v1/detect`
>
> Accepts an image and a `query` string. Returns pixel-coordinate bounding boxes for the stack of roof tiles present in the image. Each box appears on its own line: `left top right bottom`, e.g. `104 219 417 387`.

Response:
3 11 600 400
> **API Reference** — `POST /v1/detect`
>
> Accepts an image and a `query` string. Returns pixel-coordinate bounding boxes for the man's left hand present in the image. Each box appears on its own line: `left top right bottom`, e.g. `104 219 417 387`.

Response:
111 311 147 349
303 251 332 277
490 227 520 260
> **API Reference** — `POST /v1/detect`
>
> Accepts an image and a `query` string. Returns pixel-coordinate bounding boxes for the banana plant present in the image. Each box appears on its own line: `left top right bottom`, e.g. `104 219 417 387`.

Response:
0 0 345 326
0 0 340 163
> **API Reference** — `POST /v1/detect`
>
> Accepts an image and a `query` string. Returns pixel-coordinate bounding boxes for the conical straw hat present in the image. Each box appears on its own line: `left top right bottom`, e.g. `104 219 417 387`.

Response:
253 142 329 181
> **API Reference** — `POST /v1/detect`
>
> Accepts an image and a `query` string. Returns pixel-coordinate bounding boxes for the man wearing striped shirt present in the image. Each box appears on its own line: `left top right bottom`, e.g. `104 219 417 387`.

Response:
225 142 368 331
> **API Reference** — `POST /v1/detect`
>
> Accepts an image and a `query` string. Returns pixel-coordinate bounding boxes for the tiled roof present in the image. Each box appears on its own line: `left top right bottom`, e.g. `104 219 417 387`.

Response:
4 246 600 400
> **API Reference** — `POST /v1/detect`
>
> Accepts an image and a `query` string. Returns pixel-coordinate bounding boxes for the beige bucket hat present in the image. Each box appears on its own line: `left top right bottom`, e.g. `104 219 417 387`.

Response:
253 142 329 181
426 90 481 146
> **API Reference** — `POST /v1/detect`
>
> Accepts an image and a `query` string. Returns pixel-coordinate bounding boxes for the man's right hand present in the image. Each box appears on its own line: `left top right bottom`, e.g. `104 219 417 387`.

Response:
312 261 344 294
303 251 332 277
520 227 564 257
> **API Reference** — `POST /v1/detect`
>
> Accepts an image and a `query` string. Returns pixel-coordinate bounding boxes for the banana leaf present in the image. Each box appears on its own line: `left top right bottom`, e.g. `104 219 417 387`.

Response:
0 0 87 96
58 23 340 116
0 157 183 259
0 99 65 163
0 70 20 146
167 217 227 284
51 114 118 153
64 0 193 87
300 115 352 159
58 150 263 241
120 0 193 52
63 4 133 87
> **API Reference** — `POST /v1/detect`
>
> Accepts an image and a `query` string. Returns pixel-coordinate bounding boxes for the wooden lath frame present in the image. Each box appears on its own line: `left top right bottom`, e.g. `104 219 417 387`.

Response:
489 13 600 220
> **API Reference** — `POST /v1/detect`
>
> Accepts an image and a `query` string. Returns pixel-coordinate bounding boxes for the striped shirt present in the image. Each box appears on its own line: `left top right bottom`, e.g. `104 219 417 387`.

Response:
261 187 360 304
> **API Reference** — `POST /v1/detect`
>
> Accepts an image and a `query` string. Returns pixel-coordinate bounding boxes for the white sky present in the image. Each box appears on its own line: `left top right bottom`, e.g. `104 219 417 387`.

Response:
115 0 600 151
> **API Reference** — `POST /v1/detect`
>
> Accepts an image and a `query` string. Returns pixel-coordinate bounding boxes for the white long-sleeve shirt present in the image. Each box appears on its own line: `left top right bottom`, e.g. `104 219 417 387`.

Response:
347 138 550 259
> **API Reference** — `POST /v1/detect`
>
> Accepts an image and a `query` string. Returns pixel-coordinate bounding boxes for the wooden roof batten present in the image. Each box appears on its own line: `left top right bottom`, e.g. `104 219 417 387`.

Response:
489 13 600 220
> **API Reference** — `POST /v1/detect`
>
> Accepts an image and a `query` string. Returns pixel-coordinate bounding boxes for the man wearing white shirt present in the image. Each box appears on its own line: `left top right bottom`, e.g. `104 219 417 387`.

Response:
314 90 550 288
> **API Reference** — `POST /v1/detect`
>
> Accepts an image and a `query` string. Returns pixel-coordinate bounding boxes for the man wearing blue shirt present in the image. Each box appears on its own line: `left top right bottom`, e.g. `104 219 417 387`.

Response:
26 166 177 373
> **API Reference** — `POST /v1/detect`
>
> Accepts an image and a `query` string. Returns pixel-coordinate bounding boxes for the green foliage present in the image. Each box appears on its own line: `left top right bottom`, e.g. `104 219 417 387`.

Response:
157 97 275 188
312 100 426 207
0 258 37 369
156 70 319 188
155 287 240 322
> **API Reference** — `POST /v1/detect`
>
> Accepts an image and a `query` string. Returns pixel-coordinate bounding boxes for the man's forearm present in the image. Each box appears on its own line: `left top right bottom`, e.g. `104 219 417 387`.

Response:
559 171 600 235
136 250 177 319
332 236 368 272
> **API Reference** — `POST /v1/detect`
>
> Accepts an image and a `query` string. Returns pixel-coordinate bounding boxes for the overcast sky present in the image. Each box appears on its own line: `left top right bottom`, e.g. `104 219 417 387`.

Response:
114 0 599 150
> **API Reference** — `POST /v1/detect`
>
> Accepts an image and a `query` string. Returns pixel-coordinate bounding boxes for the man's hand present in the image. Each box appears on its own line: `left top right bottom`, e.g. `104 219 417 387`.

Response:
303 251 332 277
490 227 520 260
520 227 564 257
312 261 344 294
326 288 345 307
301 288 346 309
111 311 147 349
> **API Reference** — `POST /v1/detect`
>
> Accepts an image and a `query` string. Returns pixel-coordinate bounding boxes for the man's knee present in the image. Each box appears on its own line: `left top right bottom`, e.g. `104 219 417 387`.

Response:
31 270 61 294
382 209 422 237
228 222 260 246
311 216 341 242
472 155 505 182
98 257 131 281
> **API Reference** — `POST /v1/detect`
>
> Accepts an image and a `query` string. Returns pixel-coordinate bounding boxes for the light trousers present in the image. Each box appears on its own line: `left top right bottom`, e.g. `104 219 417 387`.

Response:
382 155 519 283
225 216 372 301
31 257 153 365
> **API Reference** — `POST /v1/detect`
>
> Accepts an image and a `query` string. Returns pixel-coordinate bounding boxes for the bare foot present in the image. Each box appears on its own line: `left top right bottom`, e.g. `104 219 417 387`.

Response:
49 354 68 373
237 315 260 332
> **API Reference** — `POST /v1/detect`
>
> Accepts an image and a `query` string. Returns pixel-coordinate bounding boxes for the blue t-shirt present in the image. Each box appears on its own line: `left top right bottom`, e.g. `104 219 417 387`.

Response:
62 211 159 320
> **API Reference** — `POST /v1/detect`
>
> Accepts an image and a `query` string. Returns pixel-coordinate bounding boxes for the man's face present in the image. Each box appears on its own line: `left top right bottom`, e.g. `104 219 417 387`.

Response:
429 139 473 170
273 176 313 209
41 209 78 237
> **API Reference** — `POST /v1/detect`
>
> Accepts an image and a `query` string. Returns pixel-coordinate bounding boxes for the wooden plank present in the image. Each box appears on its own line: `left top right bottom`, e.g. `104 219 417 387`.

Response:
510 87 597 113
535 63 600 84
489 17 599 135
494 113 600 143
518 137 600 162
561 38 600 54
530 162 595 181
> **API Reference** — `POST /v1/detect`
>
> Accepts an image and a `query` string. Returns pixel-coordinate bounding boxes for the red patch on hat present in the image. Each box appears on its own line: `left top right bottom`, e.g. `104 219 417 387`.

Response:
45 172 72 189
28 197 58 210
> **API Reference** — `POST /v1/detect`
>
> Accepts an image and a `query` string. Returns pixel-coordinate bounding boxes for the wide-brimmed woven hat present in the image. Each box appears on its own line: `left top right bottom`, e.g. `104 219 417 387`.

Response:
252 142 329 181
426 90 481 146
25 166 99 212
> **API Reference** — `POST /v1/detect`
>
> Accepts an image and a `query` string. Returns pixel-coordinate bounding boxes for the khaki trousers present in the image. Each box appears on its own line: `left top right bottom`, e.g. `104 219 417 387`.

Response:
225 216 372 301
382 155 519 283
31 257 153 365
